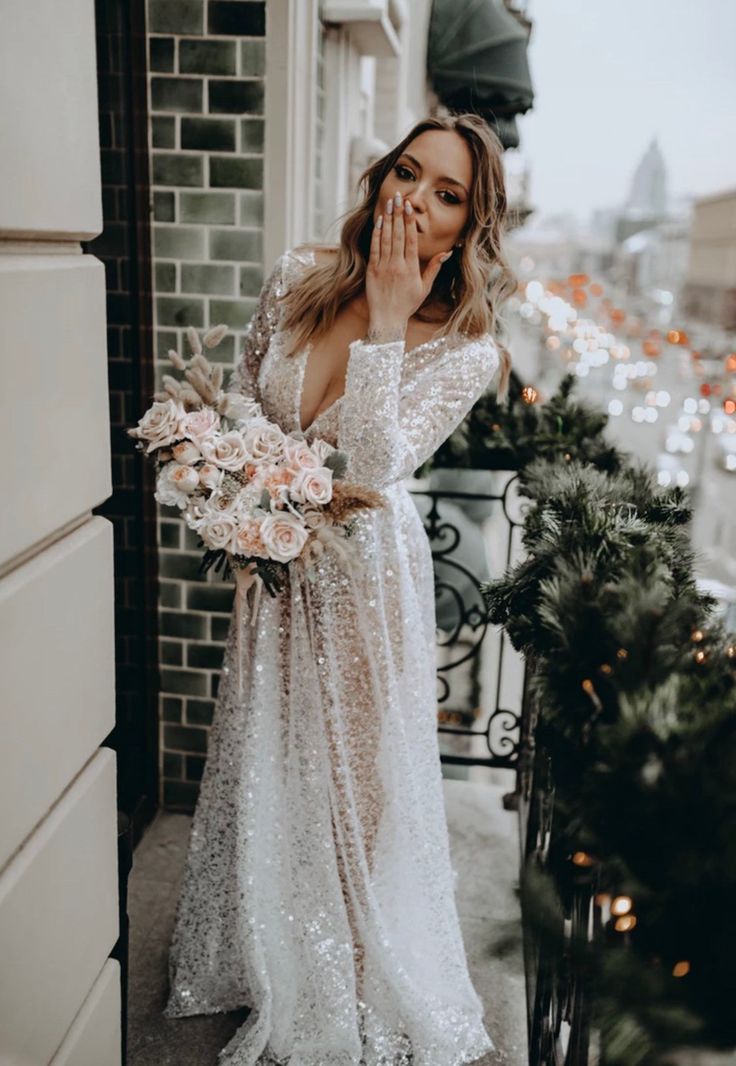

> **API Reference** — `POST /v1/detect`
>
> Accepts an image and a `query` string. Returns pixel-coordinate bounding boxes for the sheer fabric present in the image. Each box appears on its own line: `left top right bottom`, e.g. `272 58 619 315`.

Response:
163 247 500 1065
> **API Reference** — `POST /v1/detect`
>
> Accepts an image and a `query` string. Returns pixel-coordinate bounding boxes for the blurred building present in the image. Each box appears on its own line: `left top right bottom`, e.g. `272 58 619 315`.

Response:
615 136 668 242
681 188 736 331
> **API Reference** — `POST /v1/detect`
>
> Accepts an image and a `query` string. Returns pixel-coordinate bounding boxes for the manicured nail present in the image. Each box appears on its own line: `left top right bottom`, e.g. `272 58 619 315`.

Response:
394 192 402 206
376 215 383 229
404 200 413 215
386 198 393 215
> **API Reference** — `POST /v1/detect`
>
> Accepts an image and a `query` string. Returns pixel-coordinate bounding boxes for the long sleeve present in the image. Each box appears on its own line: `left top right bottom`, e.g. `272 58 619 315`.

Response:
227 253 286 400
337 333 500 490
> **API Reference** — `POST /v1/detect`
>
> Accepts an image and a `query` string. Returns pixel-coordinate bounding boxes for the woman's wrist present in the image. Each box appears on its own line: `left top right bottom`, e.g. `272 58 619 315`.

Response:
365 320 407 344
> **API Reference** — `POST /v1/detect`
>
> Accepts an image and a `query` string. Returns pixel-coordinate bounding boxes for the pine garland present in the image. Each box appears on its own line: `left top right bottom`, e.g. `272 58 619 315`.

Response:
477 423 736 1057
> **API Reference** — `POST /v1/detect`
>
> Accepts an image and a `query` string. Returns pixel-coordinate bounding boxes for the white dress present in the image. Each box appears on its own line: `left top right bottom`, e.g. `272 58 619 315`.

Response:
163 247 501 1065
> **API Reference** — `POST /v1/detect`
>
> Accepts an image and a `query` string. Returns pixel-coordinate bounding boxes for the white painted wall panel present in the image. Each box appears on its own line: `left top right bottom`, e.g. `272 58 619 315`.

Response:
50 959 121 1066
0 750 119 1066
0 255 111 567
0 0 102 239
0 518 115 870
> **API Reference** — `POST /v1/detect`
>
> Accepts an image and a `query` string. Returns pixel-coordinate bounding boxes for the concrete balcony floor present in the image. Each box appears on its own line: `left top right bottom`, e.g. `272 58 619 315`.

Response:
127 773 527 1065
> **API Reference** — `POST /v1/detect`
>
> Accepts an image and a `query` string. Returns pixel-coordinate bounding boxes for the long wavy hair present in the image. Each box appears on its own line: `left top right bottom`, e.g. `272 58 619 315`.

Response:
278 112 516 401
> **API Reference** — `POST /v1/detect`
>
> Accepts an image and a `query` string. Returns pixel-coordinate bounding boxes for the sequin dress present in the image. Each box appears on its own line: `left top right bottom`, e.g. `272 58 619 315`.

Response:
163 246 501 1065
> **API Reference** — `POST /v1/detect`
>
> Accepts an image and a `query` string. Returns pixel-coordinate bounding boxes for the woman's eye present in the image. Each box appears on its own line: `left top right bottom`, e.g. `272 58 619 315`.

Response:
440 191 460 204
395 165 413 180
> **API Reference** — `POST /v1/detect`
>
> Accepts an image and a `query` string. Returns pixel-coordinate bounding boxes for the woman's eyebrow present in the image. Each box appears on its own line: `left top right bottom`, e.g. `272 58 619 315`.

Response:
400 153 468 196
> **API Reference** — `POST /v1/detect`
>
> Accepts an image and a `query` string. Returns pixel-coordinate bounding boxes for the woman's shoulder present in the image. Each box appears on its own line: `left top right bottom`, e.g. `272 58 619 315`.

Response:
289 243 339 267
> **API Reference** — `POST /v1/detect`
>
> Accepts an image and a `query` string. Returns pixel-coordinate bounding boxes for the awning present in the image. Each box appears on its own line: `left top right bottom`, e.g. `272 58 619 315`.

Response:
427 0 534 150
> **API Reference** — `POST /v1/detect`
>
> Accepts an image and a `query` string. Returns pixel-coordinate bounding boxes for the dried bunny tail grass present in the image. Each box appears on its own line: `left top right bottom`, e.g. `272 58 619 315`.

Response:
185 367 218 405
325 482 387 524
187 326 202 355
203 324 229 348
167 348 187 371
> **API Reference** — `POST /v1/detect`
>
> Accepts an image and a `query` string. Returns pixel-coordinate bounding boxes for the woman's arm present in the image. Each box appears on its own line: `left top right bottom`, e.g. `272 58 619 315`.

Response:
227 252 286 400
338 333 499 490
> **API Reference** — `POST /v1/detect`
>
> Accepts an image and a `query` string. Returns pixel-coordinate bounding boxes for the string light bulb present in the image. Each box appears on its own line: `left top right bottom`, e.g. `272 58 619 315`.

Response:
611 895 633 916
571 851 595 867
614 914 637 932
672 961 691 978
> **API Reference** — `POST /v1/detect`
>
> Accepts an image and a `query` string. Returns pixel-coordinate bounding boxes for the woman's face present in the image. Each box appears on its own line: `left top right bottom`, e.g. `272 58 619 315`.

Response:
373 129 474 267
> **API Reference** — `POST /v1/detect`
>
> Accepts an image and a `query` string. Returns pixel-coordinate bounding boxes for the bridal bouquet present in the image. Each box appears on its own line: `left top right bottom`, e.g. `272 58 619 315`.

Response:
128 325 384 647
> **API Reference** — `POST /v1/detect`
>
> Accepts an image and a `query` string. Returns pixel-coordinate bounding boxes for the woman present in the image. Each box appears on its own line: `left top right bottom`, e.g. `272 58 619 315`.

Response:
164 112 515 1065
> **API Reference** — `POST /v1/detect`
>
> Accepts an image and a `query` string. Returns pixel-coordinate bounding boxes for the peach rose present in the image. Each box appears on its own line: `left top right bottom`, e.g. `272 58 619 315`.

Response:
172 439 201 465
259 512 309 562
182 407 221 445
230 519 269 558
131 399 186 454
198 462 223 491
200 430 249 471
290 466 333 507
283 439 321 471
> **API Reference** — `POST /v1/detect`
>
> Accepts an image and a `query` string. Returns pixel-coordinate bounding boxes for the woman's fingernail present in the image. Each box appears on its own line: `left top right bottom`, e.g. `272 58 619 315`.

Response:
386 197 393 215
404 201 413 215
376 216 383 229
394 192 402 206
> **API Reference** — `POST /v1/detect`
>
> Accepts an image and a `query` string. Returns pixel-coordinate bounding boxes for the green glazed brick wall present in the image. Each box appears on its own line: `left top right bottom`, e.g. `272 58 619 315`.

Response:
146 0 266 811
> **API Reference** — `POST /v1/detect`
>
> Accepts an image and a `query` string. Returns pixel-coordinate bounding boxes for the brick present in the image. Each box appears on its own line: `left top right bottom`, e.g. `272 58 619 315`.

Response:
210 298 257 331
152 115 176 149
160 610 207 639
159 581 182 608
149 36 175 72
208 79 263 115
161 640 183 665
208 2 265 36
159 549 204 580
186 583 234 612
186 699 215 726
187 643 225 669
100 148 125 184
149 0 203 35
210 673 220 698
163 751 184 778
240 118 264 153
161 696 183 722
155 329 178 358
181 263 235 295
181 117 236 152
155 261 177 293
209 156 262 188
180 191 236 224
239 263 263 297
164 723 209 751
163 780 199 810
211 615 232 642
182 523 207 551
153 190 176 222
240 39 265 76
161 669 210 698
157 296 205 327
185 754 206 781
152 152 203 187
209 227 261 261
180 39 237 75
154 224 205 258
239 190 263 226
159 518 181 548
151 76 203 113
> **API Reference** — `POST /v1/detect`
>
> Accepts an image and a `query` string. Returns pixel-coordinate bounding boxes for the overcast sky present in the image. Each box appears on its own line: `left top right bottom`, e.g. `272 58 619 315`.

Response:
512 0 736 221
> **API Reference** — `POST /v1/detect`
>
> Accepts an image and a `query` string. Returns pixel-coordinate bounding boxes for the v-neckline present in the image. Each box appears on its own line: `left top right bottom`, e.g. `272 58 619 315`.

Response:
293 248 450 436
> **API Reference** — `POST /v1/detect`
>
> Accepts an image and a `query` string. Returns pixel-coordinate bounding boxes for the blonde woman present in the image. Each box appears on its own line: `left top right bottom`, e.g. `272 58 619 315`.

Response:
165 112 515 1065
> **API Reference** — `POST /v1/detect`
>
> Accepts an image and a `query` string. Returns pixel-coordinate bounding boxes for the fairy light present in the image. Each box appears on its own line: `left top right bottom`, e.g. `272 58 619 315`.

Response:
611 895 633 916
571 851 595 867
521 385 539 404
672 961 691 978
694 649 708 664
616 648 628 661
599 663 613 676
614 914 637 932
691 628 705 642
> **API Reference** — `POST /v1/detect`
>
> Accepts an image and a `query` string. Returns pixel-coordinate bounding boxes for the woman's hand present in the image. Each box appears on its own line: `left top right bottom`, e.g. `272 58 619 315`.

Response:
365 192 451 343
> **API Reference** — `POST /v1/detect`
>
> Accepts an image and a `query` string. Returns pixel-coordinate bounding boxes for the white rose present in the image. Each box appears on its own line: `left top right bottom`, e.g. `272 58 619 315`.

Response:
219 391 262 422
310 438 337 464
196 507 240 550
131 399 186 454
182 407 221 445
155 462 192 508
290 466 333 507
283 439 320 471
259 512 309 562
200 430 249 471
198 462 224 491
172 439 201 465
242 420 287 463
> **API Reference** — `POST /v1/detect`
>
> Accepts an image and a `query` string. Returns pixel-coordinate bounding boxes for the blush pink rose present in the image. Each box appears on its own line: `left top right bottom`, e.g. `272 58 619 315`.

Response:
290 466 333 507
259 512 309 562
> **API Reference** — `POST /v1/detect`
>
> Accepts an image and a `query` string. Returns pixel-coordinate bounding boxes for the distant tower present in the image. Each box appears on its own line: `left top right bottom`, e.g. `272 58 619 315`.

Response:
626 137 668 218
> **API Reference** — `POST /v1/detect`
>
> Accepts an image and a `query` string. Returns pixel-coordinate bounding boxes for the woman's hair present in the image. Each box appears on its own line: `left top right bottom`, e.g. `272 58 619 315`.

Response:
278 111 516 401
